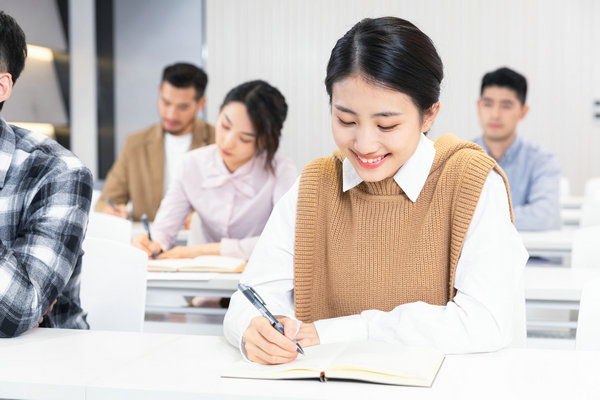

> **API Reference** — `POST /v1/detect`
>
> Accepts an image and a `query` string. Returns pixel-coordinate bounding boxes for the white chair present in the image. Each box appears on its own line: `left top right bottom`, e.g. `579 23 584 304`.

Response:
79 236 148 331
560 176 571 202
87 211 132 244
91 189 102 211
584 177 600 200
576 277 600 350
511 271 527 348
580 199 600 227
571 226 600 269
187 211 206 246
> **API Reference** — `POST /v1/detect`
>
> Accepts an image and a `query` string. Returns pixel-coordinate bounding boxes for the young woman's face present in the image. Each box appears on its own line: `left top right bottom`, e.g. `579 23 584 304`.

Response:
331 75 438 182
216 101 257 172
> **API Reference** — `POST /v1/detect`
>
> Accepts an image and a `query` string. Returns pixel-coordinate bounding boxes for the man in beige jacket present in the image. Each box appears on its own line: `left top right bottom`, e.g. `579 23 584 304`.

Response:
96 63 215 221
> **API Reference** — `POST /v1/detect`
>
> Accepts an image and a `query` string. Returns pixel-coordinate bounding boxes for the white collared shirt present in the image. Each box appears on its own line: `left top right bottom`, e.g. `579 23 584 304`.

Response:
223 134 528 355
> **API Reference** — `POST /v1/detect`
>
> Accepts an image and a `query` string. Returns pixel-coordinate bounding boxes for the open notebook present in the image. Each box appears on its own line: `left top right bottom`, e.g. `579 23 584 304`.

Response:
147 255 246 273
222 341 445 387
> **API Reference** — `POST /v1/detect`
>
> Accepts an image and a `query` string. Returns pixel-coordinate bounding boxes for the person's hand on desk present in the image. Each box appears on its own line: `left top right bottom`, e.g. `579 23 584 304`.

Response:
158 242 221 259
32 299 57 329
100 202 128 219
243 316 319 365
131 233 163 259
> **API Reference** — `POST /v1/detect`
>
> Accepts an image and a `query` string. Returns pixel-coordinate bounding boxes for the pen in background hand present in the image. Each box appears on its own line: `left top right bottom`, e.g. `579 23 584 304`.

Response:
105 197 119 212
141 213 158 260
238 283 304 355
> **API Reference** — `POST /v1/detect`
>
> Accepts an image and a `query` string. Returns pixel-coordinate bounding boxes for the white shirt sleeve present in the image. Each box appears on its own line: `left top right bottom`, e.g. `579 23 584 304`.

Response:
223 171 528 354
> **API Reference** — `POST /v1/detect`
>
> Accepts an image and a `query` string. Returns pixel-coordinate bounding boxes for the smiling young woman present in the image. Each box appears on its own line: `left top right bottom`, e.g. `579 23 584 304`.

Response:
224 17 528 366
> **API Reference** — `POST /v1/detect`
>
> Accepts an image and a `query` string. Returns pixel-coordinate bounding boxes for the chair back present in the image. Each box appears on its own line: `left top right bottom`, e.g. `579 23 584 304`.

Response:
87 211 132 244
511 271 527 348
584 177 600 200
576 277 600 350
571 226 600 269
560 176 571 201
80 237 148 331
187 212 206 246
580 199 600 227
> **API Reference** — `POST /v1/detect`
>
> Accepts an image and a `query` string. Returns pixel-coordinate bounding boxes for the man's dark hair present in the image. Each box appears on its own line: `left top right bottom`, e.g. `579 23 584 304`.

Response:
480 67 527 105
161 62 208 100
0 11 27 111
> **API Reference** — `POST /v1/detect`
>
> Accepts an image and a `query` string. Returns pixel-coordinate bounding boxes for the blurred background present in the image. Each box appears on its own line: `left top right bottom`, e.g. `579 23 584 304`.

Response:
1 0 598 194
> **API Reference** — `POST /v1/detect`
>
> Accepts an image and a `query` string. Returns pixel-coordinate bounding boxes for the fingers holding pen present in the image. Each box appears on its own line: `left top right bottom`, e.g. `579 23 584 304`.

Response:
131 233 162 258
243 316 299 365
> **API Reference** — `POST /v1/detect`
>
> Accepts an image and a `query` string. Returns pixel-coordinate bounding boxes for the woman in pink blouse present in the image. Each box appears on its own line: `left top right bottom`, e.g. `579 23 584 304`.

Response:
132 80 297 260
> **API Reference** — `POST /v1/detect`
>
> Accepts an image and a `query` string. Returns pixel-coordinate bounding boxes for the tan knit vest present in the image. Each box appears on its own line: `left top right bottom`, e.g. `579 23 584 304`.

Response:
293 134 512 323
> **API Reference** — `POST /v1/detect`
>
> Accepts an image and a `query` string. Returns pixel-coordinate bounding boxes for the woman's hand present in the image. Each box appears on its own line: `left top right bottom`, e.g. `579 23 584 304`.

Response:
158 242 221 259
296 322 320 348
242 316 302 365
131 233 162 259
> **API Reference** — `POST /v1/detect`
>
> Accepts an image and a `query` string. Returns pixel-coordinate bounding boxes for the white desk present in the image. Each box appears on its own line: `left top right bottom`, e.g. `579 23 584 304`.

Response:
524 266 600 331
1 328 599 400
519 228 575 260
560 208 581 226
561 195 585 209
145 271 240 315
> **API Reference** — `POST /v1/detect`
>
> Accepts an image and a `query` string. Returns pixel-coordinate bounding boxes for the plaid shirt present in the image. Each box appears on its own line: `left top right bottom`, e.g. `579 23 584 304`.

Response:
0 118 92 337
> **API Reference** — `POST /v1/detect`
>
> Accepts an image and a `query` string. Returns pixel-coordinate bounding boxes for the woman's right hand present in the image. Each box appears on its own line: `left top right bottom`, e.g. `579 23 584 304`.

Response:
131 233 162 259
242 316 300 365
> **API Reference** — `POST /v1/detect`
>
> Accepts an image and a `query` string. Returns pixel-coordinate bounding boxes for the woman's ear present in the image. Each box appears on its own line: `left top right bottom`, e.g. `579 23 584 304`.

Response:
421 102 440 133
0 73 13 103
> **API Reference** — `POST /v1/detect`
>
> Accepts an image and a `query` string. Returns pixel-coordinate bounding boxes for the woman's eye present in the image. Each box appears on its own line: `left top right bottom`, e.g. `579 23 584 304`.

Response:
378 125 398 131
240 138 252 144
338 118 355 126
221 123 230 130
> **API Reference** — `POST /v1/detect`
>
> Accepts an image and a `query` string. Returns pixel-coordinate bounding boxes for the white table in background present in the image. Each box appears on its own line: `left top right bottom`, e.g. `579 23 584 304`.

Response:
560 208 581 226
561 195 584 209
519 228 575 261
0 328 599 400
145 271 240 315
524 266 600 331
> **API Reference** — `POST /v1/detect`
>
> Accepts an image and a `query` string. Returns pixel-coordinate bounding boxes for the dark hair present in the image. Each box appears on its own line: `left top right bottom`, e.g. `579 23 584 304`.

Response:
480 67 527 105
325 17 443 118
220 80 287 172
161 62 208 100
0 11 27 111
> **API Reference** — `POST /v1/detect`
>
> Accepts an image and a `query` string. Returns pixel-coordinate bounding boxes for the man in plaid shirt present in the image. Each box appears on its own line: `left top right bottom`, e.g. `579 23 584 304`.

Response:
0 11 92 337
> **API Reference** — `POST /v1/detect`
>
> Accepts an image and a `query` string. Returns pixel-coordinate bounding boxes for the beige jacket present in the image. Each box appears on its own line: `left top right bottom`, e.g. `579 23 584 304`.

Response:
96 118 215 221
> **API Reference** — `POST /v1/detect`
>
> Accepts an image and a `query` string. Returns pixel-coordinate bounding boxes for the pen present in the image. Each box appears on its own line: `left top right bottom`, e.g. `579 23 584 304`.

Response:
238 283 304 355
104 197 120 213
141 213 158 260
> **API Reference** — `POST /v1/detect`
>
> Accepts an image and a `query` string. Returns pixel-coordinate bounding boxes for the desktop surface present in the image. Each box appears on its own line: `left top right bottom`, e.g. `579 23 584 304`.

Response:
0 328 599 400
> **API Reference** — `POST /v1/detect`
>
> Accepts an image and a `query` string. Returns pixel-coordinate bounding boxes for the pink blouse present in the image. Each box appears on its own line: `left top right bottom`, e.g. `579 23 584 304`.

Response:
151 144 298 259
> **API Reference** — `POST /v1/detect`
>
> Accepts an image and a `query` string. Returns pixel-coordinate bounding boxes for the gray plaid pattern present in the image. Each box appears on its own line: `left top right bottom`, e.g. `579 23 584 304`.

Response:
0 118 92 337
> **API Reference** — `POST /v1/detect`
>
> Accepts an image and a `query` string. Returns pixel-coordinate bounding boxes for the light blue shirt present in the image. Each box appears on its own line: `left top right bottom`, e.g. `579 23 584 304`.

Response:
473 135 561 231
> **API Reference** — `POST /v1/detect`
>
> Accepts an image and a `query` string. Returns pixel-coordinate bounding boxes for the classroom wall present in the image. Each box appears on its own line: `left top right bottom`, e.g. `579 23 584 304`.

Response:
205 0 600 195
113 0 205 155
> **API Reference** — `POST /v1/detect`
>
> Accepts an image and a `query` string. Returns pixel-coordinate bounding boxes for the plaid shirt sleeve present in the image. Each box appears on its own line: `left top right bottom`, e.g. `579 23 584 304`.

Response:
0 124 92 337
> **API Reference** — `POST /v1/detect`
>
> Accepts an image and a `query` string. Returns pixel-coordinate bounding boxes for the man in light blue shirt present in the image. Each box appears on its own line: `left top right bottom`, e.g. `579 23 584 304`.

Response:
473 67 560 231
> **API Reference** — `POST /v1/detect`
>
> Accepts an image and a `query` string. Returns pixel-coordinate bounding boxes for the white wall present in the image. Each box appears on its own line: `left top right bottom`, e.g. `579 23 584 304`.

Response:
113 0 205 154
70 0 97 178
206 0 600 194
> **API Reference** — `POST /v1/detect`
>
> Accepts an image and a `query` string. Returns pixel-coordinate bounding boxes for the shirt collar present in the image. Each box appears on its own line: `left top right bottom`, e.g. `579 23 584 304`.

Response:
500 135 522 164
0 118 16 189
202 147 264 198
477 134 522 164
342 133 436 202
